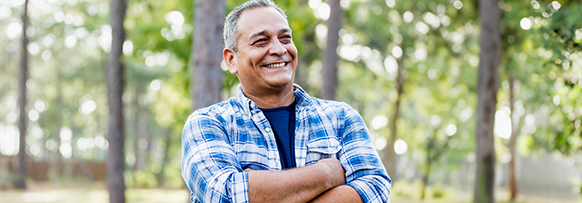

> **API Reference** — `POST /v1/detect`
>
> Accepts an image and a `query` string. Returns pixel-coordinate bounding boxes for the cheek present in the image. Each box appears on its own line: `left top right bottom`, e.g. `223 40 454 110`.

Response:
287 45 298 56
236 54 255 68
246 50 268 64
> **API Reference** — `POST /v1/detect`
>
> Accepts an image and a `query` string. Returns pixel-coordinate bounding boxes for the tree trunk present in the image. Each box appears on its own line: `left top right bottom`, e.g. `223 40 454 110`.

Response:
106 0 127 201
132 87 141 172
474 0 501 202
143 109 153 167
508 73 519 200
156 129 172 188
320 0 342 100
385 51 405 180
420 129 440 200
49 72 63 181
420 161 431 200
191 0 225 111
15 0 30 190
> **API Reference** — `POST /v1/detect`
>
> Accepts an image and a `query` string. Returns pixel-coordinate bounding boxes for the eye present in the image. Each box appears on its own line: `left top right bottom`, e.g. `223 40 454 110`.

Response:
280 35 292 43
252 38 268 46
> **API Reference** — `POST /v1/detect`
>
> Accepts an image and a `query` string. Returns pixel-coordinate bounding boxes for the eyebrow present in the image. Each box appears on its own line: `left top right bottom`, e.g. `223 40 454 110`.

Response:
248 28 292 42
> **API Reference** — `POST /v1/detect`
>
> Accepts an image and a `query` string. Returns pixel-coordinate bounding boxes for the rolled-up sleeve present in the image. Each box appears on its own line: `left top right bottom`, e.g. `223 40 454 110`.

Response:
181 112 249 203
339 104 392 203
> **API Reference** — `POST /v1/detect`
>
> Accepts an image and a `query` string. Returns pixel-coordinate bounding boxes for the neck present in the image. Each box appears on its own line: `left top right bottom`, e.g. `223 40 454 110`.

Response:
242 84 295 109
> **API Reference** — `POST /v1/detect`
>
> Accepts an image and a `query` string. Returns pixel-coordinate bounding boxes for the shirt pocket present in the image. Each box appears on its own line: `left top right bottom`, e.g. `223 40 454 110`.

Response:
305 137 342 165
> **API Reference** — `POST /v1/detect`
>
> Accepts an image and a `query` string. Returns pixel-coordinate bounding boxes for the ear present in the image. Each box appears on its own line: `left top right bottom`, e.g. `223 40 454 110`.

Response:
223 48 238 74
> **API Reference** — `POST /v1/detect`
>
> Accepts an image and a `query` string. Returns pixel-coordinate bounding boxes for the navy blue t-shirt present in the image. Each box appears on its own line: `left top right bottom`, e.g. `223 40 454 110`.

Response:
259 100 297 169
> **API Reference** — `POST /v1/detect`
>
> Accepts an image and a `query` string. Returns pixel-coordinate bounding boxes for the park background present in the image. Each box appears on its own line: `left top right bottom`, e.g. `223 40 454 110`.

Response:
1 0 582 202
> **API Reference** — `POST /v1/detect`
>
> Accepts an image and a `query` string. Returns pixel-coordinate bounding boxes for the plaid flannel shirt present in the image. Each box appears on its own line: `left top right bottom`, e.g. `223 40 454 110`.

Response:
181 85 391 203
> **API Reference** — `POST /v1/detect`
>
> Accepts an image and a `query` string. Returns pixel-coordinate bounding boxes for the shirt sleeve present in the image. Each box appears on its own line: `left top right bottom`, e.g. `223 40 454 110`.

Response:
339 104 392 203
181 111 249 203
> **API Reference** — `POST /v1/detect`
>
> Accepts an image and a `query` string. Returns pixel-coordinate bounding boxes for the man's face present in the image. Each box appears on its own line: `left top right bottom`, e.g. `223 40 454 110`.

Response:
224 7 298 93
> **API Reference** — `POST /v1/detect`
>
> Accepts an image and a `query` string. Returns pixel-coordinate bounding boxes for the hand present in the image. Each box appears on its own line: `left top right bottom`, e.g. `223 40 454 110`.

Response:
316 158 346 188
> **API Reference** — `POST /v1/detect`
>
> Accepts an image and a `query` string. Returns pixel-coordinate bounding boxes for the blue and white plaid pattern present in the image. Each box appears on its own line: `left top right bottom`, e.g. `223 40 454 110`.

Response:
181 85 391 203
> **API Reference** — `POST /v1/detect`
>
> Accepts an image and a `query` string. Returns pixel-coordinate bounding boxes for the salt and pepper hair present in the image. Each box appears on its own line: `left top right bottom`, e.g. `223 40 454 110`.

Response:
223 0 287 52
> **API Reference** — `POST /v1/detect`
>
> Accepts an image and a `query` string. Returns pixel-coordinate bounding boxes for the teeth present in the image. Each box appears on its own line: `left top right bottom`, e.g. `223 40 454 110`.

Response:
266 62 286 68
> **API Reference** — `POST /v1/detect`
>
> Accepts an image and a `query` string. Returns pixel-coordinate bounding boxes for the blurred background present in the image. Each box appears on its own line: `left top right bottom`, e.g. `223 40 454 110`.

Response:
0 0 581 202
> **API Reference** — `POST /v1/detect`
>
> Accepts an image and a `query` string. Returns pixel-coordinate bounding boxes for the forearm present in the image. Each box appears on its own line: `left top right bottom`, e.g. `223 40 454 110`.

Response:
309 185 364 203
247 158 345 203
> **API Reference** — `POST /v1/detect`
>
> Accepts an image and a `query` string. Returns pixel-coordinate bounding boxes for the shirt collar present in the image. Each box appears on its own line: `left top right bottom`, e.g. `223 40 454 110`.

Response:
292 84 312 109
235 84 312 114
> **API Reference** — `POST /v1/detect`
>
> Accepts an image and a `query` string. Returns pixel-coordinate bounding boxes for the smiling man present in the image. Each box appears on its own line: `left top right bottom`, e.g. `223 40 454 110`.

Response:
181 0 391 202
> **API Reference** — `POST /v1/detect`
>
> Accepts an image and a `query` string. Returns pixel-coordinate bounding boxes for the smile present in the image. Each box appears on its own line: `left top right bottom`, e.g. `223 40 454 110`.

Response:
265 62 287 68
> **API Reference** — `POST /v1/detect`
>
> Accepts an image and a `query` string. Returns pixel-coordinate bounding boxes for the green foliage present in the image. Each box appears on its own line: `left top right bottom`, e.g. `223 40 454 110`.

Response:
432 184 444 198
133 170 158 188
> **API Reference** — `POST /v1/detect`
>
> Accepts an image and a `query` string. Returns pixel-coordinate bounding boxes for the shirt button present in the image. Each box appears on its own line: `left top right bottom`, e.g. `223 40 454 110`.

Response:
265 127 271 132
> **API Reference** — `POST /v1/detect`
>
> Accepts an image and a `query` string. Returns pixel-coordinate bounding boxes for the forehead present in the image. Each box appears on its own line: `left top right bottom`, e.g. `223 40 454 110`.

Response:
237 7 290 37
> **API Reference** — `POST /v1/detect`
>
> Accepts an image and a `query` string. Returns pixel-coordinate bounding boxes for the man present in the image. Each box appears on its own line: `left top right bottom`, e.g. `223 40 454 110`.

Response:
181 0 391 202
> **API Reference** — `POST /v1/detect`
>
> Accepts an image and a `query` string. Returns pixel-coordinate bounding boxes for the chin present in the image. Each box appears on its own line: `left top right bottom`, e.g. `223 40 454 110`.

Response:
266 79 293 88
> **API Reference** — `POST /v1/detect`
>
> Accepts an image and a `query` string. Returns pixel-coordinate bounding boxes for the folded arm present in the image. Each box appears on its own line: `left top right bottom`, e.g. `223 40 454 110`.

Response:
182 112 346 203
309 185 363 203
247 158 345 203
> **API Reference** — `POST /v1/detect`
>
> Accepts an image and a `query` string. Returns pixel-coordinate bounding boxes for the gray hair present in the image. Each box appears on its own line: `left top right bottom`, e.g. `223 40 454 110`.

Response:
223 0 287 52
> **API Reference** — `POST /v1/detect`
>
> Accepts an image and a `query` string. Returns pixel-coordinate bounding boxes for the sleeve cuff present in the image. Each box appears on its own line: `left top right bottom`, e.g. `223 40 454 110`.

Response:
231 171 250 203
346 177 391 203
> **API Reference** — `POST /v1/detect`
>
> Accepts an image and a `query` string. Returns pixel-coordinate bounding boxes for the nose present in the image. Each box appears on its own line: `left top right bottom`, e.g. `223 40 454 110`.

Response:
269 40 287 56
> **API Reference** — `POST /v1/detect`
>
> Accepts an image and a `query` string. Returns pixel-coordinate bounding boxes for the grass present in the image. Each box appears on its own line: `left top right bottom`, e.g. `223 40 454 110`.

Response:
0 183 190 203
0 182 578 203
388 180 579 203
391 186 579 203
